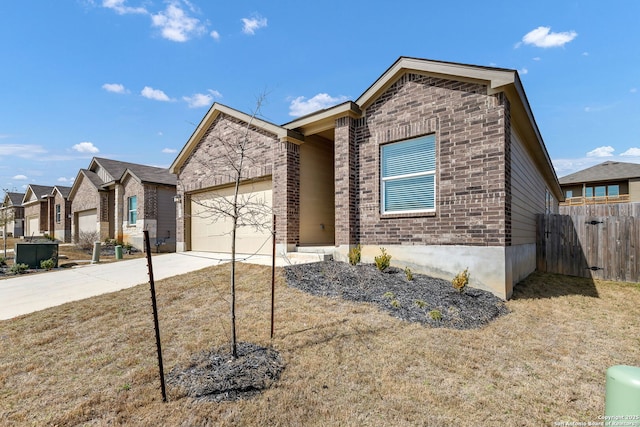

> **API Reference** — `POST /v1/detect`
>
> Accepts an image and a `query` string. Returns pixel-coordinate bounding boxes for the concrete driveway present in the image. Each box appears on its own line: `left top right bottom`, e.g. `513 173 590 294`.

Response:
0 251 315 321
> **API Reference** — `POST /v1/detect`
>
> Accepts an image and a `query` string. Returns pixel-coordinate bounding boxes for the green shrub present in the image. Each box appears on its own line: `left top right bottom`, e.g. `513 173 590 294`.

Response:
404 267 413 281
10 263 29 274
383 291 395 300
428 309 442 321
0 257 6 267
40 258 55 270
415 299 427 309
374 248 391 272
348 245 361 265
452 268 470 293
390 299 401 308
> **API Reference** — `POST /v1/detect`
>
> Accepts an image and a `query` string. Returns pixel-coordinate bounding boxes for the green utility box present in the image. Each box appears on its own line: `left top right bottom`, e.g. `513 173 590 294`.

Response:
605 365 640 418
14 242 59 269
115 245 123 260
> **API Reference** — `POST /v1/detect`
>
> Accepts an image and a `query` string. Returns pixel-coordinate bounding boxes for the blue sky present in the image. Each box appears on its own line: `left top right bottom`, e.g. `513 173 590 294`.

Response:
1 0 639 193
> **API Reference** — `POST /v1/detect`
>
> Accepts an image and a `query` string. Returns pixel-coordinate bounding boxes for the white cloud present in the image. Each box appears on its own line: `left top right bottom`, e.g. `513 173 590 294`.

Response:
631 88 637 94
242 15 267 35
587 146 614 157
162 148 178 154
141 86 172 101
289 93 349 117
519 68 528 75
57 177 74 183
210 30 220 41
582 52 589 56
183 89 222 108
102 83 128 94
533 57 541 61
12 174 28 180
0 144 47 158
151 1 205 42
519 26 577 48
102 0 147 15
621 148 640 156
72 142 100 153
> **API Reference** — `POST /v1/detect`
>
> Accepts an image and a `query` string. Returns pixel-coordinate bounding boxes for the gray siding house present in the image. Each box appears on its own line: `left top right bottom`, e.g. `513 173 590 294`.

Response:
1 192 25 238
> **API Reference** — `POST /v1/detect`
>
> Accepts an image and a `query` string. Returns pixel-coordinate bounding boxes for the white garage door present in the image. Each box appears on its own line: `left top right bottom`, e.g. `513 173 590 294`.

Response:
190 180 273 255
26 216 39 237
77 209 97 234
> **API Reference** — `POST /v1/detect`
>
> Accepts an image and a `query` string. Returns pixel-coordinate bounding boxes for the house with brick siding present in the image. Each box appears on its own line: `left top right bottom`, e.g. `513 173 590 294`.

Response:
20 185 73 241
170 57 562 299
1 192 25 238
68 157 177 252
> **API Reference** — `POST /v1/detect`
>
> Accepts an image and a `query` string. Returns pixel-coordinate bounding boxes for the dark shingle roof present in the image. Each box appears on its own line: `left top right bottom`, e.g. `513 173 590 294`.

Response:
6 192 25 206
53 185 72 198
559 161 640 185
93 157 176 186
28 185 55 199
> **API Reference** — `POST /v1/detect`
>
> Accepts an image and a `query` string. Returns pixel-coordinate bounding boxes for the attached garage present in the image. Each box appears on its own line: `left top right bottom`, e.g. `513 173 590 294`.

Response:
190 180 273 255
77 209 97 235
26 216 39 237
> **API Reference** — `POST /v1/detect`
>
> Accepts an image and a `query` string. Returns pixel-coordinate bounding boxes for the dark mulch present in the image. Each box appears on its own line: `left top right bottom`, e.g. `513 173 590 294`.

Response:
284 261 509 330
166 342 285 402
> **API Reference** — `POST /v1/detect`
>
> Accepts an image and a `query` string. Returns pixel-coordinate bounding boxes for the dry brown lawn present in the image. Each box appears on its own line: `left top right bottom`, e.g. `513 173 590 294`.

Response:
0 263 638 426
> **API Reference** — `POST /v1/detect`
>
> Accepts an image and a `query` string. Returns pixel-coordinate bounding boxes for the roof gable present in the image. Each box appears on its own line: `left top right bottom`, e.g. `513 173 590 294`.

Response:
52 185 72 199
170 102 304 174
559 161 640 185
22 184 55 205
356 57 517 110
3 192 25 207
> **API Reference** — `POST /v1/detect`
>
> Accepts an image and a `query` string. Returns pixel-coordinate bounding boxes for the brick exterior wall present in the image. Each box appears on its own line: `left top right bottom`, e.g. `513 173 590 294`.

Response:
70 176 103 241
349 73 510 247
273 140 300 247
53 191 72 243
334 116 358 245
176 113 285 248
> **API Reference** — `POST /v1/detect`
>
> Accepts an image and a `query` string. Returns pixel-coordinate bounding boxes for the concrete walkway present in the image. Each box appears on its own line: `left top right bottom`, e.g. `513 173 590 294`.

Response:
0 251 326 321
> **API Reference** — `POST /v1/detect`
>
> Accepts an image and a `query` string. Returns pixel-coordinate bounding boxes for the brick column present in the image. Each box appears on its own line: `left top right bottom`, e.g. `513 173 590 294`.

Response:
334 116 357 245
273 138 300 253
114 183 124 242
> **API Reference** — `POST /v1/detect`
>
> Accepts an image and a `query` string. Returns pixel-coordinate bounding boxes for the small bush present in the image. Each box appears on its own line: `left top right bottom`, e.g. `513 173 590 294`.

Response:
76 231 100 251
404 267 413 281
374 248 391 272
40 258 55 271
10 263 29 274
43 233 56 241
452 268 470 293
348 245 361 266
0 257 6 267
415 299 427 309
390 299 401 308
383 291 395 300
428 309 442 321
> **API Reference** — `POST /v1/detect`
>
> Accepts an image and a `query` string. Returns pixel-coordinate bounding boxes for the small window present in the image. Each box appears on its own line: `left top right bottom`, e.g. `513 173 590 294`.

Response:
380 135 436 214
55 204 61 223
594 186 606 197
128 196 137 225
585 187 594 198
565 190 573 198
608 185 620 197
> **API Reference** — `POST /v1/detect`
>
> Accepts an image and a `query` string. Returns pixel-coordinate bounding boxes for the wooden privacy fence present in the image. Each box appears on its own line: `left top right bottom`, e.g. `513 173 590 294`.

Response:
537 213 639 282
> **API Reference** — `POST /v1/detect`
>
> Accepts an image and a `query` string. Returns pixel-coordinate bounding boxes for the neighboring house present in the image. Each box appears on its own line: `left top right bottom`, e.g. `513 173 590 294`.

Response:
0 192 25 238
51 185 73 243
170 57 562 299
22 185 55 238
68 157 177 252
20 185 73 241
559 161 640 205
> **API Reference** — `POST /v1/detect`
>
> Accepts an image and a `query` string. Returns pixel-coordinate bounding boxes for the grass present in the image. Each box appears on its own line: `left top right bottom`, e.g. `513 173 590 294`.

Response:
0 264 639 426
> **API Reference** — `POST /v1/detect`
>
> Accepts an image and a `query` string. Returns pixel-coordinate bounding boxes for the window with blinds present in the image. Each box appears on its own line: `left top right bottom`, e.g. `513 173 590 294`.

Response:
381 135 436 214
128 196 137 225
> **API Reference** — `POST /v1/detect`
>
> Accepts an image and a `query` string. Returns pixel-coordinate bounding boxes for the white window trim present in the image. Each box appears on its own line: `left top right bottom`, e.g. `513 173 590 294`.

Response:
380 136 437 215
128 196 137 225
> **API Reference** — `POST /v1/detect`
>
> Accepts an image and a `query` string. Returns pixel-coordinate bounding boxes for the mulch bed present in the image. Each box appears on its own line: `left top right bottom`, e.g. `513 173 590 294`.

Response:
284 261 509 330
166 342 285 402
